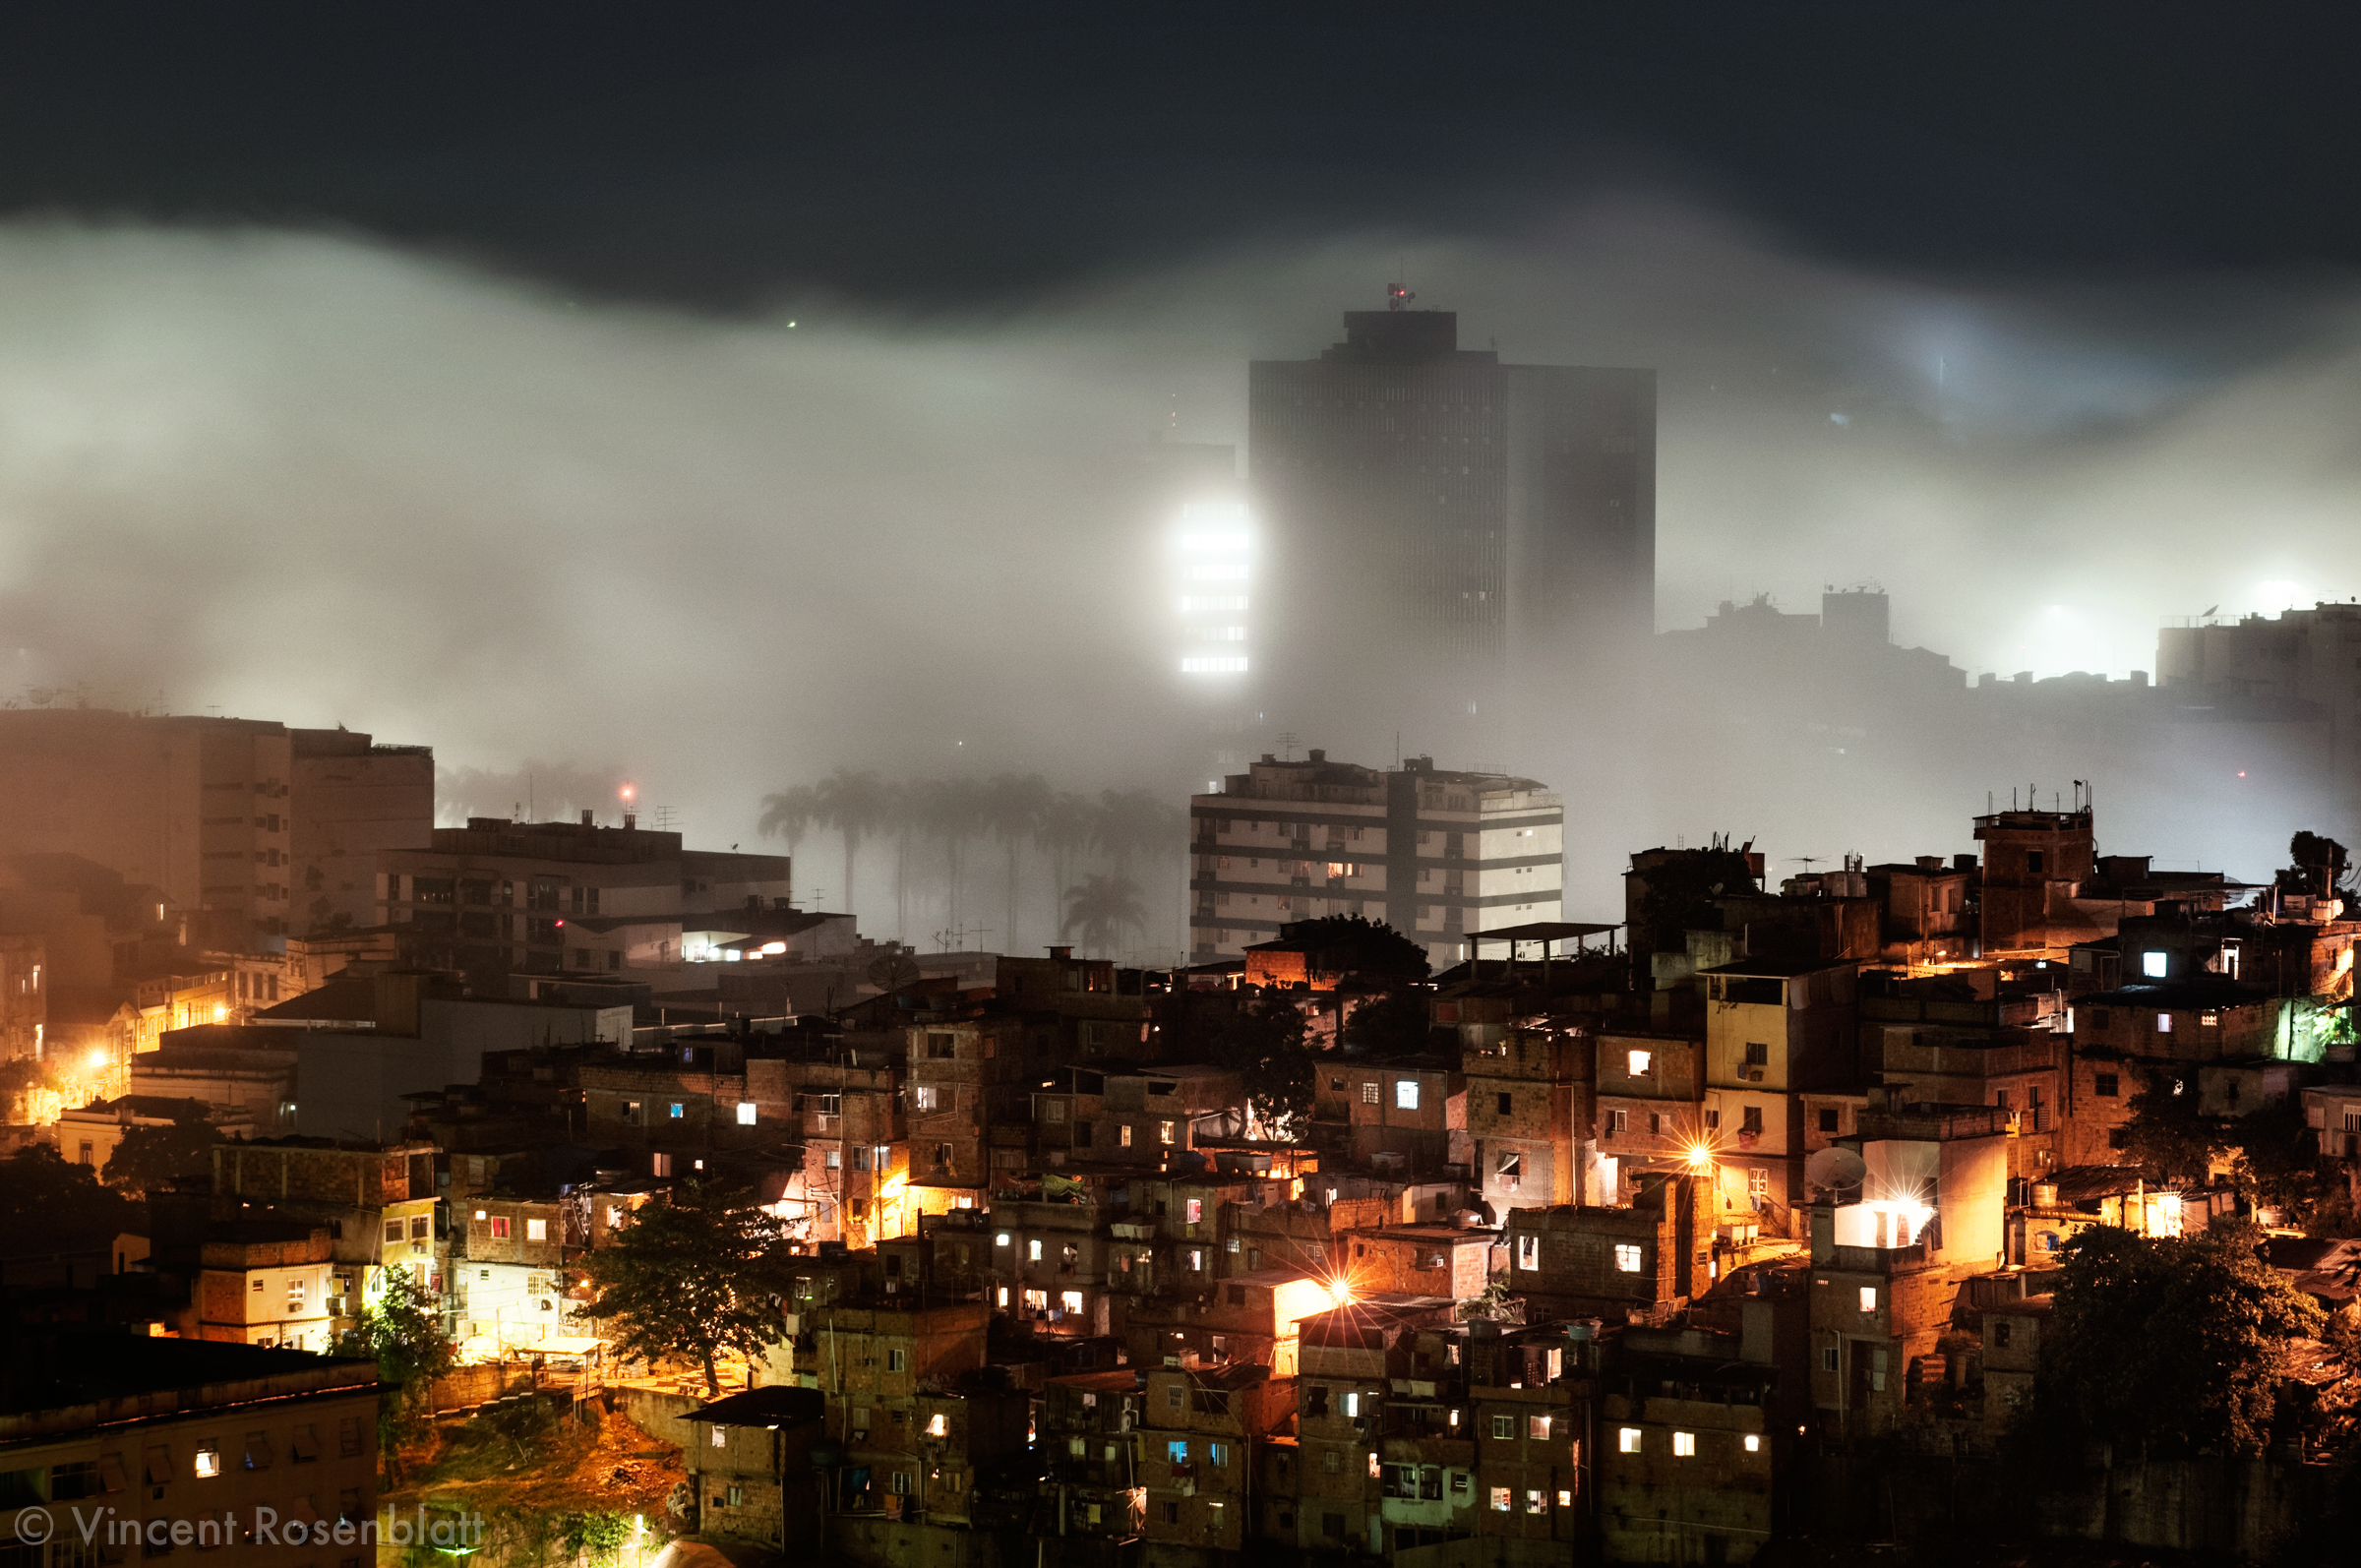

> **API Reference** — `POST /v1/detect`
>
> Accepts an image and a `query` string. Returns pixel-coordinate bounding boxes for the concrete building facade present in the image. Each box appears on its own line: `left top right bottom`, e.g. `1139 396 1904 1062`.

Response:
1189 752 1562 967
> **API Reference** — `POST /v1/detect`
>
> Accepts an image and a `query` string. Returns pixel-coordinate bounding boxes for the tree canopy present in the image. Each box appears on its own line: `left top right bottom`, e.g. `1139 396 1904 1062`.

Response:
576 1179 795 1394
1272 915 1429 981
2034 1223 2323 1457
0 1144 135 1241
341 1265 455 1476
2117 1067 2223 1184
1226 993 1316 1141
2116 1074 2339 1228
101 1108 217 1196
1341 989 1439 1059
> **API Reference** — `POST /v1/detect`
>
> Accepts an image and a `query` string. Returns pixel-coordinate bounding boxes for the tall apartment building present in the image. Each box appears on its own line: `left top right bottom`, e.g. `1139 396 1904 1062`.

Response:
289 728 435 935
381 815 790 983
2157 600 2361 838
1249 300 1654 725
0 710 434 951
1187 751 1561 968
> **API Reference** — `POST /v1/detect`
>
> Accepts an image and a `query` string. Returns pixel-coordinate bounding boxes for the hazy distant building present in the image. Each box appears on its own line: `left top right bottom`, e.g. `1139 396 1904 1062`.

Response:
1187 751 1561 967
2158 601 2361 835
290 727 435 935
0 711 432 951
1249 302 1654 721
1657 588 1968 712
382 814 792 985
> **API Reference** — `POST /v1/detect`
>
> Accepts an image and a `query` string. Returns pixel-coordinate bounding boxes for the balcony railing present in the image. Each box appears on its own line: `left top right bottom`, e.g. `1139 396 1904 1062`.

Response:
1827 1236 1935 1274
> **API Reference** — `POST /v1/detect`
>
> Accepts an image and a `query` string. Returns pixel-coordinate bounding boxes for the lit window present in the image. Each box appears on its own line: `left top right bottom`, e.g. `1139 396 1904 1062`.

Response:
1673 1431 1696 1458
490 1217 511 1240
1159 1121 1176 1145
1627 1049 1652 1077
1343 1392 1361 1417
1517 1235 1540 1271
526 1219 547 1241
1396 1080 1420 1111
1186 1198 1203 1223
1743 1434 1761 1453
194 1444 220 1478
995 1233 1011 1247
2142 950 2168 977
736 1102 757 1125
1061 1291 1084 1312
668 1103 685 1119
1488 1487 1511 1512
710 1425 727 1448
1529 1415 1551 1439
1525 1489 1546 1515
286 1278 307 1311
1858 1287 1877 1312
1613 1243 1643 1274
1120 1124 1134 1147
1617 1427 1641 1454
927 1414 947 1437
1028 1239 1043 1262
1187 1249 1204 1270
2157 1012 2173 1034
1361 1082 1379 1105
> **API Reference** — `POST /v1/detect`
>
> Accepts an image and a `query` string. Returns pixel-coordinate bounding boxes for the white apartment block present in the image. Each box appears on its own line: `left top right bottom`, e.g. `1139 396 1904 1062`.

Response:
1187 752 1562 968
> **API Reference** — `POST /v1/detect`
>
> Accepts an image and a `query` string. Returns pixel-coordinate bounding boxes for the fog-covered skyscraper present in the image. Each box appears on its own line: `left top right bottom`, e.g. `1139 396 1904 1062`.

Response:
1249 301 1655 743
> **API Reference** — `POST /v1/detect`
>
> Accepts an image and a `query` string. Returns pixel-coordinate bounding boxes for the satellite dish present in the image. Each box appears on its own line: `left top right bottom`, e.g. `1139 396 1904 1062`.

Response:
867 954 922 990
1805 1147 1867 1192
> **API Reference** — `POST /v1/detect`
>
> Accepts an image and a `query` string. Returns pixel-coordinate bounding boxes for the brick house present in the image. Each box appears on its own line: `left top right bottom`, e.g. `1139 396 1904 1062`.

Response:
1501 1174 1716 1321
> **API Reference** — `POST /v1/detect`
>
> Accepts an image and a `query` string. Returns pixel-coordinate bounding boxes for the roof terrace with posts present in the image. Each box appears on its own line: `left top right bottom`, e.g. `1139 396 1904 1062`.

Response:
1856 1098 2045 1141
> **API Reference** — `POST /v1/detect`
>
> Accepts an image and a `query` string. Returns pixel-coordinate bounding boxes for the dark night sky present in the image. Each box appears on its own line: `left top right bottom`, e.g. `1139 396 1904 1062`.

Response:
9 7 2359 310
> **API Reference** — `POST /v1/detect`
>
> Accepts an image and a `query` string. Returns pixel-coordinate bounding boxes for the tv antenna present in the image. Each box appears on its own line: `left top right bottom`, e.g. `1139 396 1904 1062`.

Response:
1386 283 1414 312
1278 731 1300 760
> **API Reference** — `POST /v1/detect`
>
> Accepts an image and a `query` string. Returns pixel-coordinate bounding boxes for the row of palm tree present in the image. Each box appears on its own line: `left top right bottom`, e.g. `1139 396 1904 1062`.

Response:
757 770 1185 955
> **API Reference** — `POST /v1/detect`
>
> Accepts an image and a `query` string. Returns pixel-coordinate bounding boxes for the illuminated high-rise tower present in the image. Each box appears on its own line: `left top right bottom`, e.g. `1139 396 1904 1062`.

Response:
1249 297 1655 735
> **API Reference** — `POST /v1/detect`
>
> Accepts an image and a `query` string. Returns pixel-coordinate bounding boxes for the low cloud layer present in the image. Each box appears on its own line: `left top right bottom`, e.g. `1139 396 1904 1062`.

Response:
1 205 2355 925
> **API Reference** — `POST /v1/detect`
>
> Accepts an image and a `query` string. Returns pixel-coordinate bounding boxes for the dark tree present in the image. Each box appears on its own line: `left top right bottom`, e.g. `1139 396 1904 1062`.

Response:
1341 989 1438 1059
339 1266 455 1478
2117 1067 2225 1183
2034 1224 2322 1456
2281 830 2353 897
1270 915 1429 981
577 1179 795 1394
2231 1096 2336 1226
1202 992 1316 1140
0 1145 135 1241
101 1109 216 1196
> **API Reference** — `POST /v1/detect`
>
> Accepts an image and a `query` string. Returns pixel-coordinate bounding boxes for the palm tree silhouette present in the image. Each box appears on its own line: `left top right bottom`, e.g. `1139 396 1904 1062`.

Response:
757 783 819 860
983 773 1053 955
1061 874 1148 955
1092 787 1183 869
810 769 891 919
912 777 989 936
1035 791 1096 941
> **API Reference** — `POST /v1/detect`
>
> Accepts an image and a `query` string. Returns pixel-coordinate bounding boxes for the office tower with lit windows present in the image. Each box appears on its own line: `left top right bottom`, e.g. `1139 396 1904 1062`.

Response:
1248 302 1655 729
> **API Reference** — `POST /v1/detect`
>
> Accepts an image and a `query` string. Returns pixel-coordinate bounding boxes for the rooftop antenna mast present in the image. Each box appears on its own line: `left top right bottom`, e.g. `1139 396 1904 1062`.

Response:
1386 281 1414 312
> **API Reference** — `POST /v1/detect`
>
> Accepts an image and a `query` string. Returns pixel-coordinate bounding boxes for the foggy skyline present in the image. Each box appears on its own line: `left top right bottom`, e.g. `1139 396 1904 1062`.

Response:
6 16 2361 935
